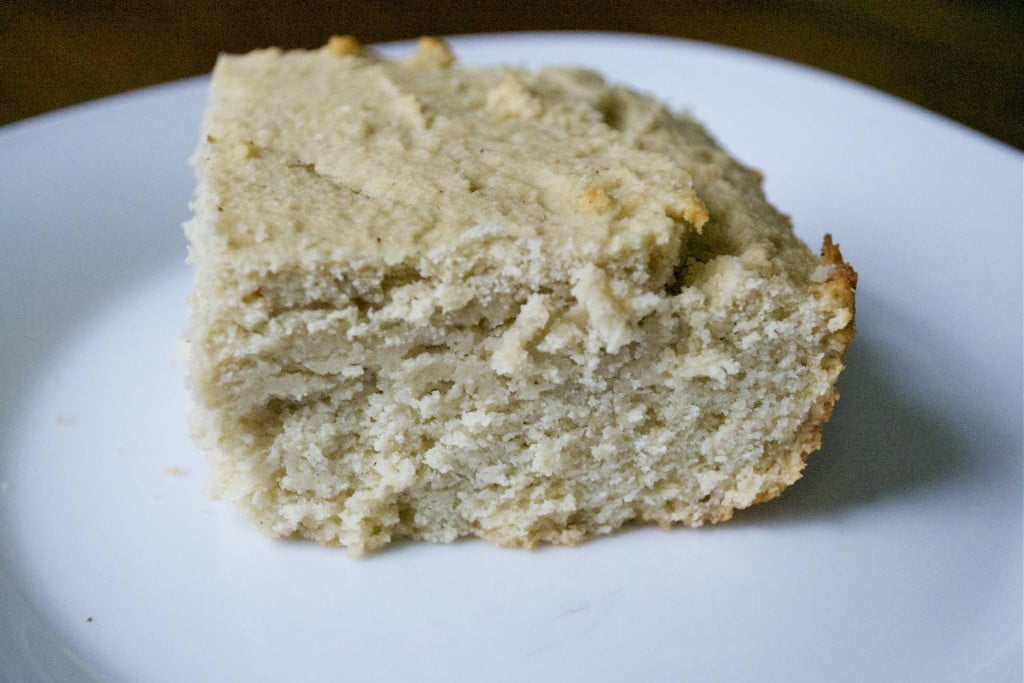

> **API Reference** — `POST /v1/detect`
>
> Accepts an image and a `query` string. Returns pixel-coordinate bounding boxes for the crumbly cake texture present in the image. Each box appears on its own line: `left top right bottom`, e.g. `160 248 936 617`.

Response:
184 37 856 555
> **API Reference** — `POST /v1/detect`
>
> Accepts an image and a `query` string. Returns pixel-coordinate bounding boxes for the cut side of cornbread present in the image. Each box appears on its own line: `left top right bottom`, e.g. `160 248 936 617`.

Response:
184 37 856 555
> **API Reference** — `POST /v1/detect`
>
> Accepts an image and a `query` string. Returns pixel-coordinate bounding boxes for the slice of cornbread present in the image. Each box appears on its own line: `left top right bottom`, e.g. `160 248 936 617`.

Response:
184 37 856 555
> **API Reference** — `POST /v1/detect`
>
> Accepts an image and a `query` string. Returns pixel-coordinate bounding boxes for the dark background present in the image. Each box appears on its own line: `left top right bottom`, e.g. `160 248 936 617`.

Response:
2 0 1022 149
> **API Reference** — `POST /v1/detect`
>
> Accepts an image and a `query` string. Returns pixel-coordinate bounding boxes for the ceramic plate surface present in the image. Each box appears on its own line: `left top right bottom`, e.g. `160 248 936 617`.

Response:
1 33 1021 682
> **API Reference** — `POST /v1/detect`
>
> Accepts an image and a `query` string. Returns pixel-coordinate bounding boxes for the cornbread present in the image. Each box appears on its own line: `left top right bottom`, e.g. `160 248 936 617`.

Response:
184 37 856 555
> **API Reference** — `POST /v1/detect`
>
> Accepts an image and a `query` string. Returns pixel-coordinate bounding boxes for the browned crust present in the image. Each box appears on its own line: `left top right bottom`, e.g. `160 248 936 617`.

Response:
820 233 858 351
820 233 858 292
323 35 363 57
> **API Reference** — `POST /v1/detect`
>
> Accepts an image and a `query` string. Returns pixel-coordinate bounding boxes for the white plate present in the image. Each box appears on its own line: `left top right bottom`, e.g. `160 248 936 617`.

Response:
1 32 1021 682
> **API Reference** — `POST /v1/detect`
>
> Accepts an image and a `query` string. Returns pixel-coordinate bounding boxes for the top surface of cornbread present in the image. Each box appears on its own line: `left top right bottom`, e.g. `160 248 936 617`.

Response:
191 38 716 288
